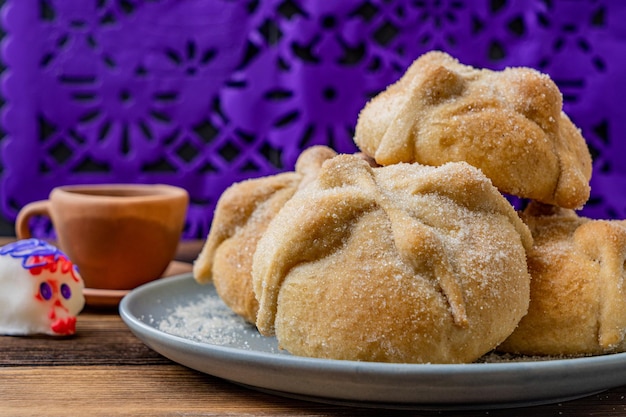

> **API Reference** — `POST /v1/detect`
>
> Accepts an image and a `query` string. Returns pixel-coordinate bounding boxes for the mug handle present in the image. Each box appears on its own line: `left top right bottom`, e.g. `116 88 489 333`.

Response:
15 200 52 239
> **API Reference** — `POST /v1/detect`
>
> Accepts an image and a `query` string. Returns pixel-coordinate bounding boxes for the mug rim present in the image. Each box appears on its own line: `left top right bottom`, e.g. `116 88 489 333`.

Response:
52 183 188 201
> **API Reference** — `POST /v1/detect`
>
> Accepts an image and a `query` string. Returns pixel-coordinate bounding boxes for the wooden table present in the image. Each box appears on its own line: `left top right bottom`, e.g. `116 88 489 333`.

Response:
4 310 626 416
2 237 626 416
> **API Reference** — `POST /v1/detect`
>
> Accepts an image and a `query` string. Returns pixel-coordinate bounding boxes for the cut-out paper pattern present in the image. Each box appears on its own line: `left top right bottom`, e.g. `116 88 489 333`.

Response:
1 0 625 238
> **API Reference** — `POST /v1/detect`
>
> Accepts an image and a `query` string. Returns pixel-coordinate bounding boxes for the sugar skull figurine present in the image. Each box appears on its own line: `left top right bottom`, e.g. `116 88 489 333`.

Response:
0 239 85 336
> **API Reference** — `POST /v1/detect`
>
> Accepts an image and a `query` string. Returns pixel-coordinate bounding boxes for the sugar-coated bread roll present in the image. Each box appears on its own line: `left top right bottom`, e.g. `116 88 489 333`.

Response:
499 202 626 356
354 51 592 209
193 146 337 323
253 154 533 363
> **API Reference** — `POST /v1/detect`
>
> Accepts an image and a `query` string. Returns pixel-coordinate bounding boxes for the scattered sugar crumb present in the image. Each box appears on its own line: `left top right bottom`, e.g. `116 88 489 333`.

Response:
157 294 278 352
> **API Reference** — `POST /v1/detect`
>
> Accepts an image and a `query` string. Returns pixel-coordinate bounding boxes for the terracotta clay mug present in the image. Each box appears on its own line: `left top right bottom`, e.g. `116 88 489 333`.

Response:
16 184 189 291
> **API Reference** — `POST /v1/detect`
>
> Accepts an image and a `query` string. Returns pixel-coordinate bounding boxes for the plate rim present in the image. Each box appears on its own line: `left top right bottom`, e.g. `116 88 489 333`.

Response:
119 273 626 409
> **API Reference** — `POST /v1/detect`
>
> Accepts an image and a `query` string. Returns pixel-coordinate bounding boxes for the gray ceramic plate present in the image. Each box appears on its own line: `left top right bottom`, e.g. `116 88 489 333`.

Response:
119 273 626 410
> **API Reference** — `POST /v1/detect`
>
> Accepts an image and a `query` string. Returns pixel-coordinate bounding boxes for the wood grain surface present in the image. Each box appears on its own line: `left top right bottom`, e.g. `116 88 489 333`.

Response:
3 308 626 416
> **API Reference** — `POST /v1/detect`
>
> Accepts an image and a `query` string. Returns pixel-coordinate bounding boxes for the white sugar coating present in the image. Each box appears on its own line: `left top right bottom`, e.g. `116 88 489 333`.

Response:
354 50 592 209
0 239 85 336
251 155 533 364
158 294 277 352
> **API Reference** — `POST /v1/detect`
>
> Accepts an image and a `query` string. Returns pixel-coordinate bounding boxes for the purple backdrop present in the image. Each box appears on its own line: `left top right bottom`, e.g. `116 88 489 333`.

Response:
1 0 625 239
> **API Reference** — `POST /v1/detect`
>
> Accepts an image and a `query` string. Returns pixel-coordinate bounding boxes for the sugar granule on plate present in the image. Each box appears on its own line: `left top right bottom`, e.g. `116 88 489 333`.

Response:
158 294 268 349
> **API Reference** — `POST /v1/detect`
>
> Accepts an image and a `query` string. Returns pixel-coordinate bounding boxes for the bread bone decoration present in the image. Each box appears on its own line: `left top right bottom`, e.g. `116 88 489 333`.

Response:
354 51 592 209
499 202 626 356
253 154 533 363
193 146 338 323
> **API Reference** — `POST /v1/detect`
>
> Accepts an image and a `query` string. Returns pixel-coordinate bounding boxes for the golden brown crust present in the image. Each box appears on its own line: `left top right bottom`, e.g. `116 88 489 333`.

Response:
253 154 532 363
193 146 337 323
354 51 592 209
498 202 626 356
